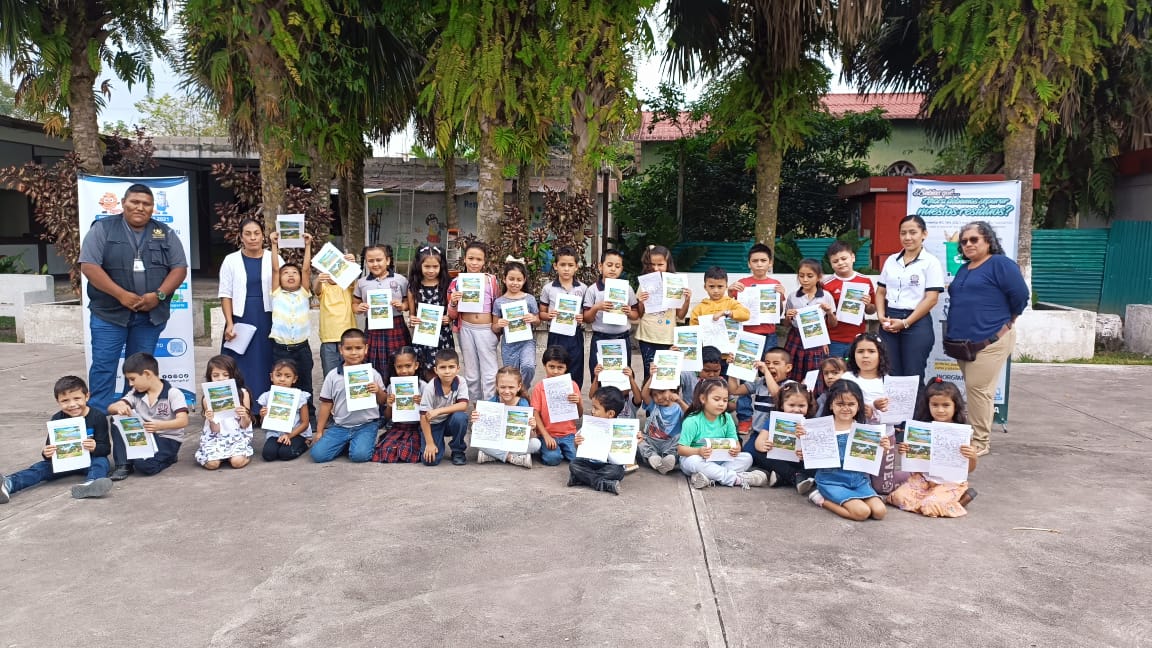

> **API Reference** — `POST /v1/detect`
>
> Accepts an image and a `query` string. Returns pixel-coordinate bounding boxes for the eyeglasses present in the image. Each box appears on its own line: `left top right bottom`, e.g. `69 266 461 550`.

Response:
960 237 983 245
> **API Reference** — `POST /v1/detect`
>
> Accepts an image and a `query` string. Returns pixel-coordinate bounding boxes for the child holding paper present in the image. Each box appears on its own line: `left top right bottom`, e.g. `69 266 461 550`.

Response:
354 244 411 381
474 366 540 468
258 359 312 461
590 363 643 419
824 241 876 360
750 382 817 495
728 243 786 347
374 347 427 463
804 380 889 520
418 349 471 466
635 245 692 386
530 345 583 465
310 329 387 464
729 347 795 440
843 332 902 494
639 373 688 474
107 353 191 476
888 379 978 518
538 246 588 387
569 387 642 495
0 376 113 503
582 249 639 380
196 355 254 470
407 245 454 380
677 379 768 489
783 258 836 383
689 266 751 326
447 241 502 400
269 230 315 411
493 258 540 388
315 249 358 378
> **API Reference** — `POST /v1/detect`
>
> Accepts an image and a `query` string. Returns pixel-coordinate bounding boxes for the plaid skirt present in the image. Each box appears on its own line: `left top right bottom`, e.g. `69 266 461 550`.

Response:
372 422 422 463
367 317 411 379
784 327 827 383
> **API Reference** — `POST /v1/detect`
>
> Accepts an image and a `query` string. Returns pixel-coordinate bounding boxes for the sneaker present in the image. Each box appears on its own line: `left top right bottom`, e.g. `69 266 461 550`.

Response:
110 465 130 481
600 480 621 495
647 455 663 472
975 446 991 457
766 471 779 487
659 455 677 474
689 472 713 489
476 451 494 464
71 478 113 500
0 473 10 504
795 477 816 496
738 470 769 488
507 453 532 469
451 453 467 466
624 464 639 474
566 473 578 487
808 490 825 507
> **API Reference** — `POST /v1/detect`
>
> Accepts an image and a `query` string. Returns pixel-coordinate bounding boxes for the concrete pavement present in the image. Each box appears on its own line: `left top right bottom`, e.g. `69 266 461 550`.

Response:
1 343 1151 647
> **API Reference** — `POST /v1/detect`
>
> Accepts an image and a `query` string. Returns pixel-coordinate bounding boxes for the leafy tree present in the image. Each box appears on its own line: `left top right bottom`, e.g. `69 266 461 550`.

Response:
0 0 169 173
0 77 35 119
134 93 228 137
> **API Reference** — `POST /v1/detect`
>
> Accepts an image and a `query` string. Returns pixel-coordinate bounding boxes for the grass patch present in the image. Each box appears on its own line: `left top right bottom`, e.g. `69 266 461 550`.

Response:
0 316 15 343
1016 351 1152 365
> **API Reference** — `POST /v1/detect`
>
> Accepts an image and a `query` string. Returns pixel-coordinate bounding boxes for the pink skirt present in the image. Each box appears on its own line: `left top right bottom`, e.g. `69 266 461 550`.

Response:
887 473 969 518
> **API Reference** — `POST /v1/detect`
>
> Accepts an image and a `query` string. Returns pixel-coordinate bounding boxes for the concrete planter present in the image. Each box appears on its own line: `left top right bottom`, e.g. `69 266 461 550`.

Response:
0 274 56 342
22 301 83 345
1012 303 1096 362
1125 305 1152 355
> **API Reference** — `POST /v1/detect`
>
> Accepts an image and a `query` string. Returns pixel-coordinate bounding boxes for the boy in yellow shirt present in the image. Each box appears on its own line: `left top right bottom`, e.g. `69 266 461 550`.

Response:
689 266 751 324
314 250 359 377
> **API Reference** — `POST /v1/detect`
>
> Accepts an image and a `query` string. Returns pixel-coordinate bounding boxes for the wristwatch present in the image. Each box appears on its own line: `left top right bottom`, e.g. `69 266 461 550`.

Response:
156 290 168 302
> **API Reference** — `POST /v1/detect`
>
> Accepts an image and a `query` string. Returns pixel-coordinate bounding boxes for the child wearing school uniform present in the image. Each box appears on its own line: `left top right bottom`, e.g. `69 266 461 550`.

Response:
418 349 471 466
538 246 588 387
354 243 411 381
107 353 191 476
310 329 387 464
582 249 640 380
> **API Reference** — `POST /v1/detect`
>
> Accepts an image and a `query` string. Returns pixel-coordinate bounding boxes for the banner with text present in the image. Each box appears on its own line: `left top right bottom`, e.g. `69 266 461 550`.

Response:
78 175 196 403
906 179 1020 423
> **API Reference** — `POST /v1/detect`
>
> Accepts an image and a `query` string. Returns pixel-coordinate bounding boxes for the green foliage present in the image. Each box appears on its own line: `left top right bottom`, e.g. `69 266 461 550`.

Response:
0 78 36 120
129 93 228 137
0 254 34 274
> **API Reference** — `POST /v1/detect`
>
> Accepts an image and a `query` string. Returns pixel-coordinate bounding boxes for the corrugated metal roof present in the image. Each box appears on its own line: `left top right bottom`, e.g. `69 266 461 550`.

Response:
1032 229 1110 311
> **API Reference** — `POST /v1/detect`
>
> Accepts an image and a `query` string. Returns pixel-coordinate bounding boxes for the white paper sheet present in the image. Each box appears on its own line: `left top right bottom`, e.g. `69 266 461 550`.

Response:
543 374 579 422
741 286 780 326
836 282 870 326
705 437 740 462
222 322 257 355
311 242 361 289
456 273 486 313
262 386 301 434
727 331 766 382
470 400 506 450
48 417 91 473
663 273 685 310
879 375 920 425
638 272 664 312
503 406 534 454
343 364 377 412
765 411 802 462
929 422 973 483
803 369 819 391
901 420 933 474
798 416 840 469
550 294 581 336
841 422 885 475
575 415 612 461
275 213 305 248
794 305 831 349
698 314 733 354
596 339 630 389
501 301 533 343
650 350 683 390
411 303 445 347
674 326 703 371
390 377 421 423
366 289 394 330
602 278 630 326
202 379 240 414
608 418 640 465
113 415 156 460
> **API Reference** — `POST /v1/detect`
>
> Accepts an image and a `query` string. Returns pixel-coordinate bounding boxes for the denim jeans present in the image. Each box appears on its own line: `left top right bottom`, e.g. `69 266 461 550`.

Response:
421 411 469 465
310 421 378 463
539 434 577 466
501 339 537 388
828 341 852 361
879 307 935 384
88 312 164 413
131 437 182 475
5 457 110 494
568 458 625 491
320 342 343 380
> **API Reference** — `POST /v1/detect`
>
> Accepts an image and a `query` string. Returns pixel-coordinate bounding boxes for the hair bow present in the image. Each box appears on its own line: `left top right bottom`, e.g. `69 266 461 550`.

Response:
505 255 526 264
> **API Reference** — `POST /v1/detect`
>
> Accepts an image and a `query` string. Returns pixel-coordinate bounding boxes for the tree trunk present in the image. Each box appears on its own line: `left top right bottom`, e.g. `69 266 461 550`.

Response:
256 140 288 235
307 146 333 213
444 149 458 230
476 118 504 244
517 161 532 219
68 36 103 174
1003 125 1037 284
754 133 784 267
245 41 288 233
344 155 367 253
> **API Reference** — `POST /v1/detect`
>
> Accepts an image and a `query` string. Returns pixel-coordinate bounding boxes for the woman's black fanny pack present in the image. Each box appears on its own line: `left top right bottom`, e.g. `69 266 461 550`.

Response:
943 324 1012 362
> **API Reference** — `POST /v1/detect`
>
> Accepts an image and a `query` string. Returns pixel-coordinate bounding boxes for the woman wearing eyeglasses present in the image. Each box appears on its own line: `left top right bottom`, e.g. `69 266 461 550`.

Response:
875 215 945 386
943 221 1028 456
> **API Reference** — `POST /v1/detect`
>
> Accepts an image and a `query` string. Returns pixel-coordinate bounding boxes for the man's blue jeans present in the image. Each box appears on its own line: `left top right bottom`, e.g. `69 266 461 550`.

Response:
5 457 110 494
421 412 469 466
89 312 164 413
310 421 378 463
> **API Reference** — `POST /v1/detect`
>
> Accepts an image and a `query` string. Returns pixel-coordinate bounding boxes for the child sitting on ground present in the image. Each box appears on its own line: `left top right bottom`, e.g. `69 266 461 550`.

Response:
107 353 190 476
474 366 541 468
257 359 312 461
0 376 113 502
373 347 427 464
569 386 642 495
418 349 471 466
196 355 254 470
677 378 768 490
730 346 795 442
530 345 584 465
310 328 387 464
640 367 688 474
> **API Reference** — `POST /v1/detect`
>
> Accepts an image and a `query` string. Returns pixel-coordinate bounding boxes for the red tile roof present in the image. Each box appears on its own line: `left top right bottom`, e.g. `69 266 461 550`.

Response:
630 93 926 141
